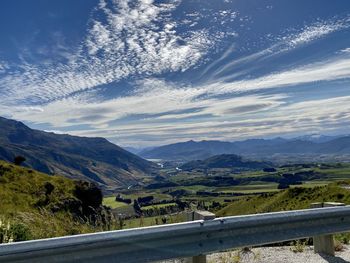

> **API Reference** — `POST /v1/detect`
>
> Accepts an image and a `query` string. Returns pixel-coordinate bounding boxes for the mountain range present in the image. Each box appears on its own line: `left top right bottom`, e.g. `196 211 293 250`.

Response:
139 136 350 162
0 116 157 190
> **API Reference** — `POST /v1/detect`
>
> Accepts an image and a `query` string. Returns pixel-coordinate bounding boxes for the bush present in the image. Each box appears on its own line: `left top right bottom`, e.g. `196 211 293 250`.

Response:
263 167 276 172
10 223 31 242
13 156 26 166
0 220 31 243
74 181 102 208
337 193 345 199
278 183 289 189
290 240 306 253
133 200 142 216
137 196 154 205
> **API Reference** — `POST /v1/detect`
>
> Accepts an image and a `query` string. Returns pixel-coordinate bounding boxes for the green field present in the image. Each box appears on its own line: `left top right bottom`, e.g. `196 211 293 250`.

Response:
101 162 350 232
103 197 128 209
141 202 177 210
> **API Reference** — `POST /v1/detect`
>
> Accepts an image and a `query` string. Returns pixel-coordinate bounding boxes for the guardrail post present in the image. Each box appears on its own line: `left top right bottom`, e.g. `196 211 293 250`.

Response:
184 210 216 263
310 202 345 256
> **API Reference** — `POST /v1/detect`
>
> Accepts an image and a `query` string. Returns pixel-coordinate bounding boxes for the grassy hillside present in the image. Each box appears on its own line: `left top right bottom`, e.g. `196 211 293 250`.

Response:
217 182 350 217
180 154 270 171
0 160 113 243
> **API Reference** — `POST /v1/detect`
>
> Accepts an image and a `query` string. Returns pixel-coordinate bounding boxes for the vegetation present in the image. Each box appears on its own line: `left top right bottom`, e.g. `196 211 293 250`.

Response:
0 160 114 243
2 153 350 249
99 162 350 236
103 197 129 209
217 182 350 217
180 154 270 171
290 240 306 253
209 248 260 263
13 155 25 166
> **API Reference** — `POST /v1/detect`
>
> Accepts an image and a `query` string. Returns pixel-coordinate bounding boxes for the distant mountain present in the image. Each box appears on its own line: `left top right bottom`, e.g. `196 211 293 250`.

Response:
140 136 350 161
123 146 155 154
180 154 271 171
0 116 157 190
295 134 343 143
139 140 240 161
139 139 288 161
122 147 142 154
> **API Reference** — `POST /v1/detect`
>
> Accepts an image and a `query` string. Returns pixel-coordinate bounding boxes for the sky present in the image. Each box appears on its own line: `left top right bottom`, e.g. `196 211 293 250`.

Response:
1 0 350 147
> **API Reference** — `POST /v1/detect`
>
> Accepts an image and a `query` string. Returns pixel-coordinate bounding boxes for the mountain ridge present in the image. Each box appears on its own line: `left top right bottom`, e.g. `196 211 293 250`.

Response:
0 116 157 190
140 136 350 161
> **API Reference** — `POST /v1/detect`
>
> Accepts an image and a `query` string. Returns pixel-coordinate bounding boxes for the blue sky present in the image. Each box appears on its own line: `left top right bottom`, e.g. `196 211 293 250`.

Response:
1 0 350 147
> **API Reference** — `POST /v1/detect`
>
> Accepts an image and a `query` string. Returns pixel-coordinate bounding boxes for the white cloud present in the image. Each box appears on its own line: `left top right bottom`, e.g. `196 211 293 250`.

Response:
283 19 348 48
340 47 350 53
0 60 9 73
2 3 347 107
0 0 215 105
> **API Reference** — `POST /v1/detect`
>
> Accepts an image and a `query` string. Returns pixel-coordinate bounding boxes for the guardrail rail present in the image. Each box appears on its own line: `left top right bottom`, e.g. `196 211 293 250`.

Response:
1 204 350 263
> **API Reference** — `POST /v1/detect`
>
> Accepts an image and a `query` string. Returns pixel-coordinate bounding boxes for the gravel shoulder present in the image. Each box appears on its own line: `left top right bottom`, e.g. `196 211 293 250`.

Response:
162 245 350 263
208 246 350 263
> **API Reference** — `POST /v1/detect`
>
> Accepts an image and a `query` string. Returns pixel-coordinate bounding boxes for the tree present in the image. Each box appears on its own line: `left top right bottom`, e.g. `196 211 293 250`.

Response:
13 156 26 166
133 200 142 216
74 181 103 208
278 183 289 189
44 182 55 196
263 167 276 173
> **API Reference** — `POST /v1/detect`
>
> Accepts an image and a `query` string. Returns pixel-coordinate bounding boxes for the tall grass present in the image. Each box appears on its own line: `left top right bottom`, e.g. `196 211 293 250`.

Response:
0 160 115 242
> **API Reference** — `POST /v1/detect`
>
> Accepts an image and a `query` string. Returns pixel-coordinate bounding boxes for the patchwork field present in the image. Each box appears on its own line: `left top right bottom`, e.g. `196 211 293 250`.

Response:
103 162 350 230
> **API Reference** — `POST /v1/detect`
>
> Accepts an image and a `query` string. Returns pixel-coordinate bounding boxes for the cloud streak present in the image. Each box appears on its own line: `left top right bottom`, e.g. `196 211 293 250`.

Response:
204 55 350 96
207 16 350 81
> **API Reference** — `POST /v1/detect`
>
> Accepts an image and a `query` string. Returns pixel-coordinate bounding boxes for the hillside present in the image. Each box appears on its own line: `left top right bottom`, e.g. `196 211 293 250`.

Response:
217 183 350 217
180 154 271 171
0 116 158 190
0 160 113 242
139 137 350 161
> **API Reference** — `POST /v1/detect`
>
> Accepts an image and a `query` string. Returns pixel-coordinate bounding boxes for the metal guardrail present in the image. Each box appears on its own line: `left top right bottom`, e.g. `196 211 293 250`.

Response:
1 206 350 263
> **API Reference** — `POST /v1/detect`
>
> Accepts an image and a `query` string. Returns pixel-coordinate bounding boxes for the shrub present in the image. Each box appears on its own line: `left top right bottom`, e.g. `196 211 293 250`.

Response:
278 183 289 189
337 193 345 199
0 219 31 243
13 156 26 166
44 182 55 196
74 181 102 208
334 239 345 252
263 167 276 172
290 240 305 253
133 200 142 216
137 196 154 205
10 223 31 242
